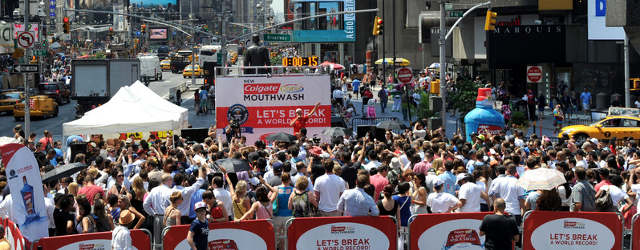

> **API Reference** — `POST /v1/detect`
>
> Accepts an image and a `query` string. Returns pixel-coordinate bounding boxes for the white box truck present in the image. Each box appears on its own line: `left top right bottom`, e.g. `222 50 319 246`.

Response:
139 55 162 84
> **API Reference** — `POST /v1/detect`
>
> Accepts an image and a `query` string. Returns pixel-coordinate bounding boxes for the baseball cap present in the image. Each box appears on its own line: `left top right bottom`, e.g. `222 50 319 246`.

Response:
590 138 599 145
194 201 207 211
457 173 471 185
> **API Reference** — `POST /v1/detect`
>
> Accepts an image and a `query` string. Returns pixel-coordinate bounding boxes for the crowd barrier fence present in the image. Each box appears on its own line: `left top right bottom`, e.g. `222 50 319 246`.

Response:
285 215 397 250
18 211 634 250
161 219 275 250
522 211 622 250
31 228 151 250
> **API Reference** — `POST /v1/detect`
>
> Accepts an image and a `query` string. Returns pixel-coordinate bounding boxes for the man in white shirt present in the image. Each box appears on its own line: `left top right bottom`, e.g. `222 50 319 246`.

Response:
457 173 488 212
212 176 233 220
314 159 346 217
362 150 382 171
143 173 174 216
333 88 344 107
172 169 206 223
336 175 379 216
488 165 525 225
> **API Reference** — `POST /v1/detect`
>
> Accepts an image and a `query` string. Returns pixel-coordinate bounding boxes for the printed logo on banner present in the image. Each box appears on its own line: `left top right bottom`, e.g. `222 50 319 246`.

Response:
563 220 585 229
227 104 249 125
595 0 606 16
530 218 614 249
417 219 485 250
445 229 482 248
78 243 106 250
296 222 388 249
330 225 355 234
243 83 305 102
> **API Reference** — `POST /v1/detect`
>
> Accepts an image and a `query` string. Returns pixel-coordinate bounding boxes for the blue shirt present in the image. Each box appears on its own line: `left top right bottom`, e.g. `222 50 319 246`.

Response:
199 89 208 100
352 80 361 91
580 92 591 105
274 186 294 216
190 219 209 250
189 189 206 219
438 171 457 195
392 195 411 226
337 188 379 217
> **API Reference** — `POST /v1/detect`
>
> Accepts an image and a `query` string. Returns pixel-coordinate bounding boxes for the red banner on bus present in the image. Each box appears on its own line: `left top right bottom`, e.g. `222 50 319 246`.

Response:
162 220 276 250
286 216 397 250
523 211 622 250
33 229 150 250
409 212 491 250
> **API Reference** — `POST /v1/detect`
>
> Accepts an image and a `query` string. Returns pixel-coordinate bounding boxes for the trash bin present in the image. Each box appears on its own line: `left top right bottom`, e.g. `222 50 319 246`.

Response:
611 93 623 106
596 92 608 110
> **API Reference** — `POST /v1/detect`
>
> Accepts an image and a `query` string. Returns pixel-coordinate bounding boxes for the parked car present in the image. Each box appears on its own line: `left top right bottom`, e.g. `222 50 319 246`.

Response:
0 90 23 115
38 81 70 104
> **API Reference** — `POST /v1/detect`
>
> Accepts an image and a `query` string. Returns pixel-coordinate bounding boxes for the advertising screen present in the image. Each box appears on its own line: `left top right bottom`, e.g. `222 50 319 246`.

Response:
587 0 624 40
130 0 178 8
149 28 168 40
290 0 355 42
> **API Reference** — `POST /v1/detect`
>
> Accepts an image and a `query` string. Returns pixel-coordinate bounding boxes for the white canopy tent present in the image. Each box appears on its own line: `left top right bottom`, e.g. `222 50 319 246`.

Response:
63 81 188 136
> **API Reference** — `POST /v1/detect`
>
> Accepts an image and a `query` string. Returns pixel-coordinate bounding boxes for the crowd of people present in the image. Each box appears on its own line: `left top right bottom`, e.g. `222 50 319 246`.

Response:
2 113 639 249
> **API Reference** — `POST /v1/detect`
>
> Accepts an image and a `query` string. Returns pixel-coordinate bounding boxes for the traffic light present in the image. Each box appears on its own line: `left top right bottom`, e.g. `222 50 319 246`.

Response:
63 17 70 34
109 27 114 36
141 24 147 34
203 25 209 32
484 10 497 31
376 17 384 35
372 16 380 36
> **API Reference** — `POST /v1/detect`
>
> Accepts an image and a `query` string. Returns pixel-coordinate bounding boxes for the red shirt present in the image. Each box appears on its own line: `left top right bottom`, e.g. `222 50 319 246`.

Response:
370 173 389 202
594 180 611 193
292 115 309 135
211 206 224 220
78 184 105 205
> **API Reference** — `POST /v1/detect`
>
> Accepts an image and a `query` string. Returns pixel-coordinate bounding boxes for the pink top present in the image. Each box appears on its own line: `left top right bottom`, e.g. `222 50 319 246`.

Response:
255 202 272 219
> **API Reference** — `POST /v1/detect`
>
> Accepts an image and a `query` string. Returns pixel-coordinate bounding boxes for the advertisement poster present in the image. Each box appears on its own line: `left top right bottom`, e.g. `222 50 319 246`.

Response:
162 220 276 250
587 0 625 40
149 28 168 40
287 216 397 250
410 213 491 250
523 211 622 250
34 229 150 250
130 0 178 8
291 0 355 42
215 75 331 144
0 143 48 242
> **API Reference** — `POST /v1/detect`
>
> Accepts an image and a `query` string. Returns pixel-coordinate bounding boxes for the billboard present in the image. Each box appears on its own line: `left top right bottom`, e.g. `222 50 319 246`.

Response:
290 0 355 42
150 28 168 40
588 0 625 40
130 0 178 8
215 75 331 145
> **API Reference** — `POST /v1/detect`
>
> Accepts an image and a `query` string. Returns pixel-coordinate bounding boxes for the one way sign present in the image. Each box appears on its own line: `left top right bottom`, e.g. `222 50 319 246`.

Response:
14 64 38 73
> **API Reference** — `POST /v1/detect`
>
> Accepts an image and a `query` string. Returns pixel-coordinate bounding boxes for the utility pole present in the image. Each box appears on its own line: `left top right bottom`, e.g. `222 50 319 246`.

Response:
23 0 31 139
625 34 630 107
439 0 446 131
381 0 385 87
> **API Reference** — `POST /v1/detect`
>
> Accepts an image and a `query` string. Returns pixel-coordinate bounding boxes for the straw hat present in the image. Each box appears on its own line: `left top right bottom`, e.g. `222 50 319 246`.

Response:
119 209 135 226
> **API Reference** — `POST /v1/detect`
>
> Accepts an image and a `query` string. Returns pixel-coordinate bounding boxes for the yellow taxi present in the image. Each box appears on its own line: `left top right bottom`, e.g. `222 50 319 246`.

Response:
0 91 23 114
558 115 640 142
13 95 58 121
182 64 202 78
160 59 171 71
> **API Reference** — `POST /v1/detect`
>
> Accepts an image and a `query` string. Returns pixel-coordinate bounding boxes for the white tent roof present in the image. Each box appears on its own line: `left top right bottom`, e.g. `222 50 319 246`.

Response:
63 81 188 136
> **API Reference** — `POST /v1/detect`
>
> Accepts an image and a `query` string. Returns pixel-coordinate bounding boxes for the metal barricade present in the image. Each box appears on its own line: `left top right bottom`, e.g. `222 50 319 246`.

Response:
152 215 164 250
629 213 638 250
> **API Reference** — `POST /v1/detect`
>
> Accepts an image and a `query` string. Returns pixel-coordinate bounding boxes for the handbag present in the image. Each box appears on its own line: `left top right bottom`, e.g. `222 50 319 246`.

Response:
595 187 613 212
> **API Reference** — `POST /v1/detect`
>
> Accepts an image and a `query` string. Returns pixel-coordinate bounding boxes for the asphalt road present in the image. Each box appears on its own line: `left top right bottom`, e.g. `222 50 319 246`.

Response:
0 71 215 142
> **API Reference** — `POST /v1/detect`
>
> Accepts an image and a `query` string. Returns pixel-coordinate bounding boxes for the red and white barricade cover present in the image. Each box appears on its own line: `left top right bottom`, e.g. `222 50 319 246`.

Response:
409 212 491 250
215 75 332 145
162 219 276 250
632 214 640 250
286 216 397 250
33 229 151 250
523 211 622 250
0 218 26 250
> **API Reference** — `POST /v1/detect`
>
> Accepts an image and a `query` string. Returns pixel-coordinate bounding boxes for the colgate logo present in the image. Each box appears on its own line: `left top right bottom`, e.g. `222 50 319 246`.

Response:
244 83 280 94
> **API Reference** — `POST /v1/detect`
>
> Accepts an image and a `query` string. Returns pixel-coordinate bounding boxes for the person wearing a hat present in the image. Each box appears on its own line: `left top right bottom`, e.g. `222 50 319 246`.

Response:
112 209 135 250
289 102 321 137
426 178 461 213
188 201 209 250
457 173 488 212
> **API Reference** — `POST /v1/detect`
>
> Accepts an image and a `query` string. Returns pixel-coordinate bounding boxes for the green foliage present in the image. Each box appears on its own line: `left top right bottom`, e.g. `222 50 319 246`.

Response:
416 90 435 119
91 52 106 59
449 79 481 116
511 111 529 127
270 53 282 66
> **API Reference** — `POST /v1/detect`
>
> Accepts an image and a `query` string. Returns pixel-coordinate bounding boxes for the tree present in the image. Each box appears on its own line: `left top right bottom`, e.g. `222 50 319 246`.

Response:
448 78 481 123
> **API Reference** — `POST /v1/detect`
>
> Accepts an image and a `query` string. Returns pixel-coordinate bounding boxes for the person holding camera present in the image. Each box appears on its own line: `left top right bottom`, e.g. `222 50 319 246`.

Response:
290 102 321 137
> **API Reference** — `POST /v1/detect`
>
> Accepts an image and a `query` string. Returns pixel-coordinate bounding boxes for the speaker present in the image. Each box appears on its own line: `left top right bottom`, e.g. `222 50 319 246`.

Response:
181 128 209 142
356 125 386 141
69 142 87 162
428 117 443 130
429 95 442 111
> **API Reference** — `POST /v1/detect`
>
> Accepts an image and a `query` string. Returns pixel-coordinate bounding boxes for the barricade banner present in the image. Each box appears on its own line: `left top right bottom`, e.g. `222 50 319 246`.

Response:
409 212 491 250
523 211 622 250
633 214 640 250
0 218 26 250
286 216 397 250
33 229 151 250
162 219 276 249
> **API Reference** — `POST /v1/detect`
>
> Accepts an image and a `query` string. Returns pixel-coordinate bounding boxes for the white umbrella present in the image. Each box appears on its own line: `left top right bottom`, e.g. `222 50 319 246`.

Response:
518 168 566 190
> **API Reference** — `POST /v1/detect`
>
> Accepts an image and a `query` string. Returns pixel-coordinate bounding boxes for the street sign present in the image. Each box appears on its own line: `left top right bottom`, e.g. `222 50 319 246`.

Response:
526 66 543 83
445 3 453 10
264 33 291 42
17 32 34 48
14 64 38 73
397 67 413 83
449 11 464 18
0 23 12 48
13 23 39 42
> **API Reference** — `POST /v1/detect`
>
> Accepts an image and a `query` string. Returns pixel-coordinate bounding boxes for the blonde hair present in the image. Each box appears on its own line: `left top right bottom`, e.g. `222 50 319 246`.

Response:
432 158 444 171
170 191 182 204
235 180 247 198
295 176 309 190
67 182 79 196
132 176 146 199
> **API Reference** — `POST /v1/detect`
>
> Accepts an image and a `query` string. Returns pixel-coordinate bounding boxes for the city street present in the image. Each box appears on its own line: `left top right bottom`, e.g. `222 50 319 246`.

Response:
0 71 214 141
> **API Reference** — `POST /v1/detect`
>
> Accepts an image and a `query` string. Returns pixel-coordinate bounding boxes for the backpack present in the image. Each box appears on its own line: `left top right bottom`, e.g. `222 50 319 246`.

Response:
291 191 311 217
595 187 614 212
